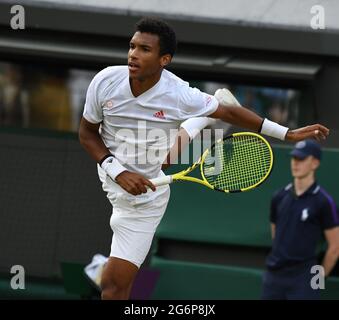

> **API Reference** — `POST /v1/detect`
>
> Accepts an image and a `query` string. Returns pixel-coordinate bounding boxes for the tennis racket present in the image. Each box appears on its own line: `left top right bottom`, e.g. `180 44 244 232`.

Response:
150 132 273 193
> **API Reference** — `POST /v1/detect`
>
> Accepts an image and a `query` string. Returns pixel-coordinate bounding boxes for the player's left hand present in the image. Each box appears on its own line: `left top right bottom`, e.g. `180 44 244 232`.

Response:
286 124 330 142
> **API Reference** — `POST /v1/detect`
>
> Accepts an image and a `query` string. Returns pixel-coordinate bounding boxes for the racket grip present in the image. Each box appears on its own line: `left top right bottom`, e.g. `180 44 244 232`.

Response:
150 175 173 187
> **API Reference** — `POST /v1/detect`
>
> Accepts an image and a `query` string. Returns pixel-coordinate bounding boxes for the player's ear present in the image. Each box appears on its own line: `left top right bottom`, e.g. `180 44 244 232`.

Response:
160 54 171 67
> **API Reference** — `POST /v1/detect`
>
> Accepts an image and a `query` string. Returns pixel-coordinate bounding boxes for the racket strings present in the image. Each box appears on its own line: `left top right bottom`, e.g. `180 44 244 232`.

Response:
203 135 272 191
219 138 269 189
221 137 270 189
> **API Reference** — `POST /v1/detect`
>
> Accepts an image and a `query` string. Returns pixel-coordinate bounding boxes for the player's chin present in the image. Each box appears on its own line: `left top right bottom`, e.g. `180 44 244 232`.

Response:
128 67 142 78
128 70 138 79
129 73 145 82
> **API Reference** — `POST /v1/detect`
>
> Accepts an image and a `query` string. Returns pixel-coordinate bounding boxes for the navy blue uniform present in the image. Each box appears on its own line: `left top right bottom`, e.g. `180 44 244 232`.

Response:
262 182 339 300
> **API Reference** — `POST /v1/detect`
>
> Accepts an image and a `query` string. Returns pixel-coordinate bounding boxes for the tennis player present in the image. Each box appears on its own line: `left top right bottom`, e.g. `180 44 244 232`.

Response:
79 17 329 300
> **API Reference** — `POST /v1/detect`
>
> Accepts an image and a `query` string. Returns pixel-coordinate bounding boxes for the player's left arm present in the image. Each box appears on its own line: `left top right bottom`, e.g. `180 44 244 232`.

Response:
209 104 329 142
322 227 339 277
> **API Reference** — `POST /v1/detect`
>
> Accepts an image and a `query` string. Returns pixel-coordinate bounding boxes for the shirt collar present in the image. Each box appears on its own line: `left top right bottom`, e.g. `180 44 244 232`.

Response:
291 181 319 198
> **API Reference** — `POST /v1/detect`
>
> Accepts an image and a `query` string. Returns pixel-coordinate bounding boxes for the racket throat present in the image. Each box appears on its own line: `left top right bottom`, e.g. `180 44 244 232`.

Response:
173 176 214 189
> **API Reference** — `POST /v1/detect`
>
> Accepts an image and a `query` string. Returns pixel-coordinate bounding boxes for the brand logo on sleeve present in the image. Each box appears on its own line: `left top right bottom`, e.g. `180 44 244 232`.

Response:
206 96 212 106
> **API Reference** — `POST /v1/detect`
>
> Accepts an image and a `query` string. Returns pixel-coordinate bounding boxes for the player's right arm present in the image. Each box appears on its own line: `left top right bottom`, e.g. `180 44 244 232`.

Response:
79 117 155 195
79 117 111 163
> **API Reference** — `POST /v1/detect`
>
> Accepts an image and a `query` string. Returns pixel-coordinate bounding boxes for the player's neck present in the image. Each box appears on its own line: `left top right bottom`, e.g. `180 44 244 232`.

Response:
129 73 162 97
294 174 315 196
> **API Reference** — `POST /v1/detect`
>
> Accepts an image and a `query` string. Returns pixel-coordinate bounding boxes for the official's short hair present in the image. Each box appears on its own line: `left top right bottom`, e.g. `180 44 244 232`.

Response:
135 17 177 57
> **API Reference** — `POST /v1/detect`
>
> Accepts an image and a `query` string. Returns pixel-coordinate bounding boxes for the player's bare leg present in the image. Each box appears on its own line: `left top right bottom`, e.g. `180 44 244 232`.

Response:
100 257 138 300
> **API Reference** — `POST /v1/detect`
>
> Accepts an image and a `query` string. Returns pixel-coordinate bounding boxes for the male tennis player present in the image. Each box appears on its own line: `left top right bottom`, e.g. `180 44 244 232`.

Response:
79 17 329 300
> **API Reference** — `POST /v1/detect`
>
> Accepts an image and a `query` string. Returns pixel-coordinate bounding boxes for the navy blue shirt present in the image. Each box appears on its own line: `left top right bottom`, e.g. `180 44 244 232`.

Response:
266 182 339 270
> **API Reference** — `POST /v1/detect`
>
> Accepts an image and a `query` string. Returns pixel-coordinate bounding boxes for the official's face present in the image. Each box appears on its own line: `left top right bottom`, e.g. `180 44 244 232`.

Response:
291 156 320 179
128 31 169 81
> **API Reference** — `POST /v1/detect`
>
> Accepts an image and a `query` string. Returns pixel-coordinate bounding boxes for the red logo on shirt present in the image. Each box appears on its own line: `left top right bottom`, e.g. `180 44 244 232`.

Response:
153 110 166 119
206 96 212 106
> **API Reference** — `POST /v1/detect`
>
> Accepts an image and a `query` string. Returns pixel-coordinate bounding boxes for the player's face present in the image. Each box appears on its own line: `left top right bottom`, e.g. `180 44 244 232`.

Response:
128 32 170 81
291 156 319 179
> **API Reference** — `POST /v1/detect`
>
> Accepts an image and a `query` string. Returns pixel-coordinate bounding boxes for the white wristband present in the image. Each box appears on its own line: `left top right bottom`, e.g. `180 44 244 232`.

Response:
101 156 127 181
180 117 217 140
260 118 289 140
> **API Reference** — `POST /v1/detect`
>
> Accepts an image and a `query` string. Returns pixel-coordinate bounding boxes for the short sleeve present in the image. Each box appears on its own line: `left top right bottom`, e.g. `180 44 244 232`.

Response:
178 85 219 120
319 193 339 230
180 117 217 140
83 72 103 124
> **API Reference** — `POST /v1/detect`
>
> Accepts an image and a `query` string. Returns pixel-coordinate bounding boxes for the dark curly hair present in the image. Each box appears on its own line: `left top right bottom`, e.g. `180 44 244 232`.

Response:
135 17 177 57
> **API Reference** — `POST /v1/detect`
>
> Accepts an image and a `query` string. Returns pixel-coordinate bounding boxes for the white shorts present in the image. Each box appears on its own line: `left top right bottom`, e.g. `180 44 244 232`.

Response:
98 166 170 268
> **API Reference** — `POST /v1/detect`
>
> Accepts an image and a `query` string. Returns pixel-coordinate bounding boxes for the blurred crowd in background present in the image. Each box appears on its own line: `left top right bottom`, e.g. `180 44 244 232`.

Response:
0 61 300 133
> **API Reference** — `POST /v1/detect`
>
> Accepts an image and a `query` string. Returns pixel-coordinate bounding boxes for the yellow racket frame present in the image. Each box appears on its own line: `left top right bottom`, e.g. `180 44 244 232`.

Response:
170 132 273 193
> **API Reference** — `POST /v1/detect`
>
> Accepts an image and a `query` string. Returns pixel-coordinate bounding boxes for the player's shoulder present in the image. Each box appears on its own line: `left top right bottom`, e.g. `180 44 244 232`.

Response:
91 65 127 85
162 69 207 106
162 69 188 87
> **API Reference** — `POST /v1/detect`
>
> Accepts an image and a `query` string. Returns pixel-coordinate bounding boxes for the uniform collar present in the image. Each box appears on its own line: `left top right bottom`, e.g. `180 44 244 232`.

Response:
291 181 319 198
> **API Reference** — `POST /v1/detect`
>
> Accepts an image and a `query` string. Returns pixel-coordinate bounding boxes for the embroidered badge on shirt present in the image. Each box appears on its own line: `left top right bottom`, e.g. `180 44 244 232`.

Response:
301 208 309 221
104 100 114 109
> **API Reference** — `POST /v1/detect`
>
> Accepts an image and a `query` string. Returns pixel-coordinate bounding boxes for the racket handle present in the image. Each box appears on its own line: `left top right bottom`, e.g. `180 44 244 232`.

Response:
150 175 173 187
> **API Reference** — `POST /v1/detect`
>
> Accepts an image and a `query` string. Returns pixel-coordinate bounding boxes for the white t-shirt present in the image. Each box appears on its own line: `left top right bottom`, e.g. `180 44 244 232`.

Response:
83 66 218 179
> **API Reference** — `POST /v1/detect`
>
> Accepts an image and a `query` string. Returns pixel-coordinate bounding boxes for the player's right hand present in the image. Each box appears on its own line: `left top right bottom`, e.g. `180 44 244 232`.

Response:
115 171 156 195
